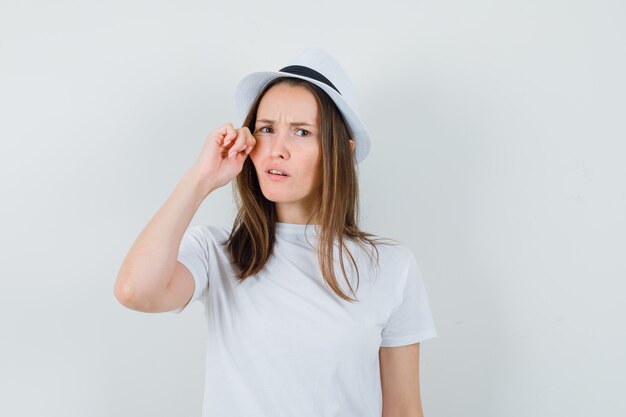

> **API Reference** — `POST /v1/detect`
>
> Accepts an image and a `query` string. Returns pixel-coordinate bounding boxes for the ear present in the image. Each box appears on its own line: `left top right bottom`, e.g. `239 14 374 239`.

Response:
349 139 355 153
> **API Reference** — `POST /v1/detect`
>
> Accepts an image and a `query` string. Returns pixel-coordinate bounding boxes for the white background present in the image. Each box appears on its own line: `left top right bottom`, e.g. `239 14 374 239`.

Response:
1 1 624 416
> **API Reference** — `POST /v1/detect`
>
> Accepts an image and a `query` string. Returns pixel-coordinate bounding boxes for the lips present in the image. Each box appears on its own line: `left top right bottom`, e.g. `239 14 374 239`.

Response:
265 166 289 176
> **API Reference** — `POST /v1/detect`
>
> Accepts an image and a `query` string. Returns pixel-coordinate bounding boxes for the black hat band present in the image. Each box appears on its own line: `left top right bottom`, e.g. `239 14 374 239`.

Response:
278 65 342 96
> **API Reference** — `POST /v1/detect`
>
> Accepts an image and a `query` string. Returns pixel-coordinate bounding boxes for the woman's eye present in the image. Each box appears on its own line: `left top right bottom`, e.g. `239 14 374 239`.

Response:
255 126 310 137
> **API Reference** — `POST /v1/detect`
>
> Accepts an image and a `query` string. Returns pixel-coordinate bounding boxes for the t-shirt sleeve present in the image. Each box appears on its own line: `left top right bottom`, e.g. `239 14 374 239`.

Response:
168 225 210 314
380 251 437 347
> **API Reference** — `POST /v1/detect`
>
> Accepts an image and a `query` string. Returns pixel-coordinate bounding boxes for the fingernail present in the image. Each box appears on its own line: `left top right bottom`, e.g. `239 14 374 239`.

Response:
245 145 252 154
228 150 236 159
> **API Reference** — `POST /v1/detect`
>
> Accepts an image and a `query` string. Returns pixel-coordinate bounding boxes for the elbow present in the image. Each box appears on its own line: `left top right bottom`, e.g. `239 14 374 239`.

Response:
114 275 137 307
114 276 161 312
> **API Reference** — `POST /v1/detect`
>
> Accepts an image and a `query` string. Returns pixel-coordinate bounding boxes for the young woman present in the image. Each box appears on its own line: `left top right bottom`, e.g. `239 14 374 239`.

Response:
114 48 437 417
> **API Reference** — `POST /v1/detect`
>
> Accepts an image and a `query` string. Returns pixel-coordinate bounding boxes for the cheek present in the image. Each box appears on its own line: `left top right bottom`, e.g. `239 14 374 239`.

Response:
250 138 265 157
249 138 271 158
304 154 323 183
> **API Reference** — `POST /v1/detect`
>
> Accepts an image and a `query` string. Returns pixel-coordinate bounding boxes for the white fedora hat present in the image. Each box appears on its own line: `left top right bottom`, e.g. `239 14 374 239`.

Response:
234 47 371 164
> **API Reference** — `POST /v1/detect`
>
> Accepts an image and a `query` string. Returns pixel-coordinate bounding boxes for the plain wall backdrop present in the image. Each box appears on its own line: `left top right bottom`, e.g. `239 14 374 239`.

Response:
1 0 624 416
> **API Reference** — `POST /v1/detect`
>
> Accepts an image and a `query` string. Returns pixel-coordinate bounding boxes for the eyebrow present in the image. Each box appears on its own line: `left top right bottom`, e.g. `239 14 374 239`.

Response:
255 118 316 127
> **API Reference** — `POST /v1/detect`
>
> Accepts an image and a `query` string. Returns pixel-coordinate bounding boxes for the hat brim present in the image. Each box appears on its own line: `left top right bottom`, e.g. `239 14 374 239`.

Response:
235 71 370 164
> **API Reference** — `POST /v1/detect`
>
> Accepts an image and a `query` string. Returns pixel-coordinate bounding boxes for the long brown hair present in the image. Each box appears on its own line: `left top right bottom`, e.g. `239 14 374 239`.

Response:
224 76 398 302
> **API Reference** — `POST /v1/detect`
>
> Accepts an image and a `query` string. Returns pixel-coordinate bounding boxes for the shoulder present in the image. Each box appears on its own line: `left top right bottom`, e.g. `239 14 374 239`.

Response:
185 224 231 247
349 234 416 278
356 234 414 266
377 242 415 273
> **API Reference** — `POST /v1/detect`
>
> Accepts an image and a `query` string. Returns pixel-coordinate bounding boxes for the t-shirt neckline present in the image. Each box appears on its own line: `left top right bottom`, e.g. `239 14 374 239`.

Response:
275 222 320 234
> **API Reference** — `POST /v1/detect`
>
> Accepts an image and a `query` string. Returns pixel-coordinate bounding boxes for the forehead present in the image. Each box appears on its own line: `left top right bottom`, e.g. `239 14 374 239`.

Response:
256 83 318 122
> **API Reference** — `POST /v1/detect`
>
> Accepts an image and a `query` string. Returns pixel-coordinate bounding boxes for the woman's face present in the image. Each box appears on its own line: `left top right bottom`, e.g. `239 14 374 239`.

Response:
249 83 322 223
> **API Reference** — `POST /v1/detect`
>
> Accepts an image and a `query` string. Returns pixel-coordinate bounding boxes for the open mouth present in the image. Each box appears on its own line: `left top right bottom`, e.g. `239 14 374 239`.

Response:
266 169 289 180
266 169 289 178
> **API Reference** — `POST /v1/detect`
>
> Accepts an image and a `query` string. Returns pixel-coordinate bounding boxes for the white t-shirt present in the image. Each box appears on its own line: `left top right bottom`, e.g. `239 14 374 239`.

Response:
169 222 437 417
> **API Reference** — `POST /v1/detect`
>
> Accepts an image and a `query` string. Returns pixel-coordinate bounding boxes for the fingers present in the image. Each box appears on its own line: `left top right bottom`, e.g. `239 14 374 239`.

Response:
244 128 256 154
220 122 237 147
244 128 256 153
211 123 256 159
227 127 254 159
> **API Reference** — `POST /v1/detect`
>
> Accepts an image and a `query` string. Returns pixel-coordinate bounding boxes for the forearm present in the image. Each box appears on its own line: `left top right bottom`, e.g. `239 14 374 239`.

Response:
114 168 217 302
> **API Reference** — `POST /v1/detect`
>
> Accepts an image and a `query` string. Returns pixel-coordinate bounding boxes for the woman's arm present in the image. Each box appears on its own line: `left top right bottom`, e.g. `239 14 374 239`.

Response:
379 343 424 417
113 123 255 311
113 168 216 309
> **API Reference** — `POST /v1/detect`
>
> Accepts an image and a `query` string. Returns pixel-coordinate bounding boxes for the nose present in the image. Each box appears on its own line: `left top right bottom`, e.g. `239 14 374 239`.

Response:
270 127 291 159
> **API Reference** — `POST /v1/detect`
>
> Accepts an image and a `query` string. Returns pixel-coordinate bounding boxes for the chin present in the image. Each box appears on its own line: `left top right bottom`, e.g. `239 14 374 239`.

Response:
261 190 295 203
260 186 306 203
